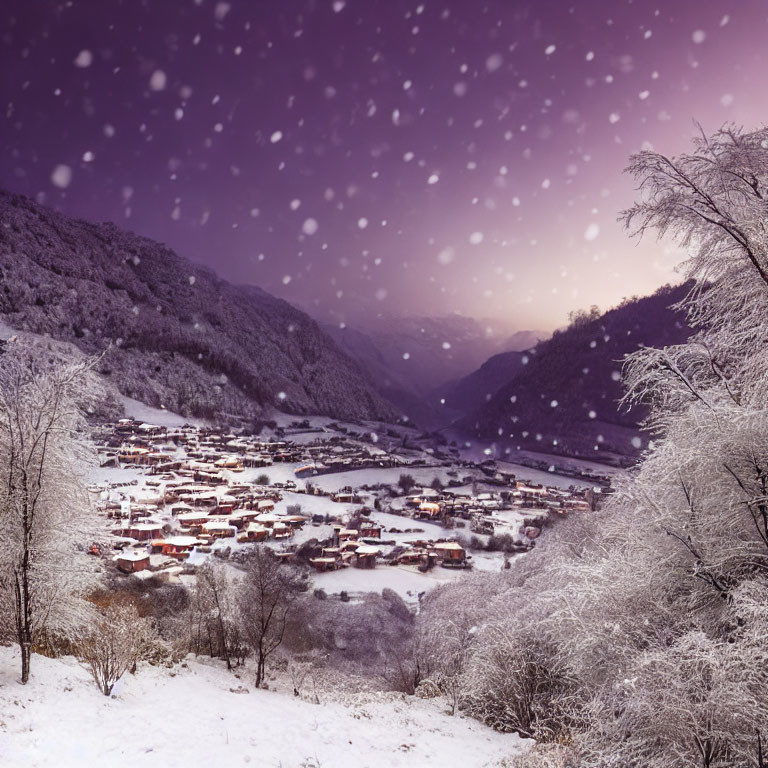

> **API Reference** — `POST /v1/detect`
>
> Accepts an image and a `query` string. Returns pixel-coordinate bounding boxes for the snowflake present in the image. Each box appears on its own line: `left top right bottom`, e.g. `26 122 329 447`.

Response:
485 53 503 72
74 50 93 68
50 164 72 189
584 223 600 241
149 70 167 91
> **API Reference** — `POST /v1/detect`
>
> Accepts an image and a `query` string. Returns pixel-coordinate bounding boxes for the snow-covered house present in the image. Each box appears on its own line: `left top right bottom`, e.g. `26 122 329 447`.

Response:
116 549 151 574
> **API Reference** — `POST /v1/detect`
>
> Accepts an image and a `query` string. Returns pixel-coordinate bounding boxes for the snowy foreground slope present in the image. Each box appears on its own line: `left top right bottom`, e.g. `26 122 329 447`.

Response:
0 647 527 768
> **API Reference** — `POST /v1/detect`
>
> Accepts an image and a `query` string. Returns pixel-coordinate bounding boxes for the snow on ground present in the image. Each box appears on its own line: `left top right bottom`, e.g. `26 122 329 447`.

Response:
448 435 606 489
0 647 527 768
309 466 452 493
494 460 590 489
315 562 471 599
119 395 208 428
516 449 626 479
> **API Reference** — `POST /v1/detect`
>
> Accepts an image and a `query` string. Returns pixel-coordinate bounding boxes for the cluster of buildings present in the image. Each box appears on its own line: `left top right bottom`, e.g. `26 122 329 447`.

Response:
90 417 598 585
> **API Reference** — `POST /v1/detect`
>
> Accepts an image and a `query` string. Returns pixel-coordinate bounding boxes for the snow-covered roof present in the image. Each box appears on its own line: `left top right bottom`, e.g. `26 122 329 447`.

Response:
431 541 464 551
115 550 150 562
202 521 235 531
158 536 199 547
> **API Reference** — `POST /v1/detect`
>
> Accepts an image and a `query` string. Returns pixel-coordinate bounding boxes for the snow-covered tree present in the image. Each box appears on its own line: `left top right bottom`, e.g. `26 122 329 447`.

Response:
237 546 307 687
190 560 243 669
423 126 768 766
79 603 158 696
0 339 102 683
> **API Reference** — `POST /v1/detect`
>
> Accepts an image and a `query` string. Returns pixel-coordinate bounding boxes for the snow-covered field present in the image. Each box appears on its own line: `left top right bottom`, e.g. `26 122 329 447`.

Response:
0 647 527 768
119 395 209 428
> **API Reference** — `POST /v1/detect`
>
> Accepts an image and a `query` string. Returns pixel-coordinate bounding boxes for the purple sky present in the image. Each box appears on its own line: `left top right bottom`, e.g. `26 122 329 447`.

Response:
2 0 767 331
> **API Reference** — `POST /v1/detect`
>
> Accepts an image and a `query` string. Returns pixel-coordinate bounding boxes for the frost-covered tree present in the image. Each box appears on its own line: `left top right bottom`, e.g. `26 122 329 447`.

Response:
424 126 768 767
620 124 768 437
463 615 577 741
0 339 101 683
417 577 506 715
79 603 158 696
237 547 307 687
190 560 243 669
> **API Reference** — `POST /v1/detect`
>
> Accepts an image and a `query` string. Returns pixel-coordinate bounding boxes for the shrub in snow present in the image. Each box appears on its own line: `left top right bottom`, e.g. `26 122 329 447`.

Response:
462 620 577 740
397 473 416 494
190 560 245 670
79 603 157 696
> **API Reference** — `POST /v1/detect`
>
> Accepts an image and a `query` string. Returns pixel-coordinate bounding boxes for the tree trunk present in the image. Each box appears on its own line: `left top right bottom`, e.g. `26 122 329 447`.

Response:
255 652 265 687
15 564 32 684
20 641 31 684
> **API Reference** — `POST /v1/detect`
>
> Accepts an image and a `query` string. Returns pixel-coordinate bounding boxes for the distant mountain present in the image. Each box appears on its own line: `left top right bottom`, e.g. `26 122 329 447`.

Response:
502 329 546 352
457 283 693 461
334 314 520 394
433 349 526 416
321 322 426 422
0 190 397 424
325 315 545 427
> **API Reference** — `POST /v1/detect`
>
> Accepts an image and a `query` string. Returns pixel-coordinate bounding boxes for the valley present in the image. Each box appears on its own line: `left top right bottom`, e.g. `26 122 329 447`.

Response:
88 401 606 603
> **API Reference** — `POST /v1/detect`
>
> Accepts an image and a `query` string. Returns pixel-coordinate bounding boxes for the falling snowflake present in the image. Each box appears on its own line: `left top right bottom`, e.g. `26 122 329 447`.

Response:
437 247 455 265
74 50 93 68
302 218 319 235
485 53 503 72
50 164 72 188
584 223 600 241
149 70 167 91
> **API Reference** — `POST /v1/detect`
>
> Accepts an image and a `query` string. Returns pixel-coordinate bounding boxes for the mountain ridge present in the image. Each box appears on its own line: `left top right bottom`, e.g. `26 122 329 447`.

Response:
455 283 693 460
0 189 397 424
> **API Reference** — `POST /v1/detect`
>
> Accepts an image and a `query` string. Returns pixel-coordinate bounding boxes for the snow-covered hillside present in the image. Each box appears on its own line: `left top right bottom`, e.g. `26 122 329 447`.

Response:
0 647 527 768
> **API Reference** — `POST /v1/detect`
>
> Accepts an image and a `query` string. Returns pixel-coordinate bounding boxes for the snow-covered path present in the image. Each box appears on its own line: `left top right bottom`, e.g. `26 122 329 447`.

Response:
0 647 527 768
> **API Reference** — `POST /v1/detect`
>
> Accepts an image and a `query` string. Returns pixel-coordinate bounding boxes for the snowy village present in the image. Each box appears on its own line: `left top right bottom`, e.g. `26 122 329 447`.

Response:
3 1 768 767
90 413 599 594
